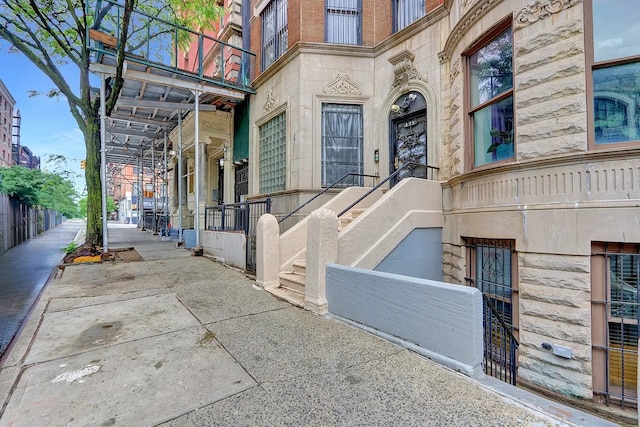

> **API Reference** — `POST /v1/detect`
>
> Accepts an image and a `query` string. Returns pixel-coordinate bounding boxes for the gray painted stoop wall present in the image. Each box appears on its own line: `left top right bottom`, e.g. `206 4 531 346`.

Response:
265 178 444 310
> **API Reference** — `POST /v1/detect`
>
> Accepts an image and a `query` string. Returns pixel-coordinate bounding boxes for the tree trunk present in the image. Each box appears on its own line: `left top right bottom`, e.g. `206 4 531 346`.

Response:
84 110 103 246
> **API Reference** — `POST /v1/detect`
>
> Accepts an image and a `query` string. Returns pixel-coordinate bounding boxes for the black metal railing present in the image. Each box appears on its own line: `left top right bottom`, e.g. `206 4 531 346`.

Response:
204 199 271 272
336 162 439 218
482 294 519 385
205 199 272 232
278 172 379 226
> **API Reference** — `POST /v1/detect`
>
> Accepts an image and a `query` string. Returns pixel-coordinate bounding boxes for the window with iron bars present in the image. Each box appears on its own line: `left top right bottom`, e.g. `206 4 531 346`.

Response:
261 0 288 71
592 242 639 408
325 0 362 45
465 238 519 385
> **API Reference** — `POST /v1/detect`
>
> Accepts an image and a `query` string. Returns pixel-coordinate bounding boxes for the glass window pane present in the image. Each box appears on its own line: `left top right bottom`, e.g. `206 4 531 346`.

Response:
396 0 425 31
470 29 513 108
473 96 514 167
326 0 360 45
593 62 640 144
593 0 640 62
259 113 286 193
322 104 363 187
261 0 288 71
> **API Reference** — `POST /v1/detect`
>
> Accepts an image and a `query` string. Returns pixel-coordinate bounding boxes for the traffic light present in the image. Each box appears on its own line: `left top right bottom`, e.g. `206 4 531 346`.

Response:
80 159 86 169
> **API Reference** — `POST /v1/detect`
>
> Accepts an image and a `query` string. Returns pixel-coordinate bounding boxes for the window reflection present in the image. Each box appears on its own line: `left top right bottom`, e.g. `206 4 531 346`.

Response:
593 62 640 144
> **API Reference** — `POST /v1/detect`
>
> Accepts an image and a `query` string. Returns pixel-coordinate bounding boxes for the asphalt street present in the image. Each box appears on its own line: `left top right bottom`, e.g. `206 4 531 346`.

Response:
0 219 83 359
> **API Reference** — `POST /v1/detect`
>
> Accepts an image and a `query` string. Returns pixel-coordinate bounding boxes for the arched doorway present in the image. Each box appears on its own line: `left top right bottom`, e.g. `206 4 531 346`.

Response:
389 91 427 187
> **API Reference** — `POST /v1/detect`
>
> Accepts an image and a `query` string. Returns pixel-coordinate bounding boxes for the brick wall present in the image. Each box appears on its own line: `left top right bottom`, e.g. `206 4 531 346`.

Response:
373 1 392 44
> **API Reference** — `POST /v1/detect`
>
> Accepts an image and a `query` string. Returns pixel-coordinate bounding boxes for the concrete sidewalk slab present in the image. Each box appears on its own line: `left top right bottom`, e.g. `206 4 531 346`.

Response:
0 224 624 427
2 327 255 426
170 278 290 324
46 288 165 313
207 306 402 383
26 293 198 364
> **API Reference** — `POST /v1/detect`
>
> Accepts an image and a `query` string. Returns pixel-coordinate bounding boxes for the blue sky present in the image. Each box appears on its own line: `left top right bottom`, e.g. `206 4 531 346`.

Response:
0 41 87 193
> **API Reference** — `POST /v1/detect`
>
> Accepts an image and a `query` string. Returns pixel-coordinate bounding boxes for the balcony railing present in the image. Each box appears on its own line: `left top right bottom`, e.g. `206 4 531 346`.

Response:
87 0 255 93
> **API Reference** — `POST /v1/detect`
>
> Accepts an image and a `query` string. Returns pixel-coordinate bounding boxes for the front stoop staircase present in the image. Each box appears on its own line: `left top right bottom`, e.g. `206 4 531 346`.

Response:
273 208 366 307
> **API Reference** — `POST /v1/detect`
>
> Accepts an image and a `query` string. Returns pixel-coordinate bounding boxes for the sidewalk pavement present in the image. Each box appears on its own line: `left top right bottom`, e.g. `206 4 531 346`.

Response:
0 224 623 426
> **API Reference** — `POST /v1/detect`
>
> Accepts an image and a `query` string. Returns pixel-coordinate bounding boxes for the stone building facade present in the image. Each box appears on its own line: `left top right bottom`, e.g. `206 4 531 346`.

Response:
245 0 639 411
0 79 16 168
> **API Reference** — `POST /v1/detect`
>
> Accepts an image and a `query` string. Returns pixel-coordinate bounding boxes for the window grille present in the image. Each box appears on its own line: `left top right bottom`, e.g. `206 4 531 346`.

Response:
325 0 361 45
465 238 519 385
261 0 288 71
592 242 639 408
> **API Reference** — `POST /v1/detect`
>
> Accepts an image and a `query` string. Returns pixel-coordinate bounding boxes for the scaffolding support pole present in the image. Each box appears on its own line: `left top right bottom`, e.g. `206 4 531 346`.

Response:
100 74 109 253
163 131 168 232
152 139 158 235
178 114 184 243
193 90 202 253
139 148 145 231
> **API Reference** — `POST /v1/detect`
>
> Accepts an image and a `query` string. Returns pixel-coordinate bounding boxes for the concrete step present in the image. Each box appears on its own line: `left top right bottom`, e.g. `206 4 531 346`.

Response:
265 286 305 307
351 208 366 218
292 260 306 274
279 272 305 294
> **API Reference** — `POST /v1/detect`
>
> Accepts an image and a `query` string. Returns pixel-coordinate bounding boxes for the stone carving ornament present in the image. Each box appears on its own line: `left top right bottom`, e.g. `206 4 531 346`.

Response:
389 49 426 90
514 0 580 28
263 88 279 113
324 71 361 95
460 0 477 14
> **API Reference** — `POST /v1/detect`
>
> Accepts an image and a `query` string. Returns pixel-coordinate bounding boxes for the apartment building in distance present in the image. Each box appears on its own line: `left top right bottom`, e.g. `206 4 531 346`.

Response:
0 79 16 168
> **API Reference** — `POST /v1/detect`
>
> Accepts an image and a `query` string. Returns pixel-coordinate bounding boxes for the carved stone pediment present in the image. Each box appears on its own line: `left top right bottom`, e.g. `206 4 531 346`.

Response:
514 0 580 28
388 49 426 90
324 71 361 95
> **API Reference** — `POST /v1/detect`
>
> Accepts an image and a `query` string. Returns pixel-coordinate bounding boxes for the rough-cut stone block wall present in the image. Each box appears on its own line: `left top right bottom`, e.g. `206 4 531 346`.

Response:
514 17 587 159
517 253 593 398
442 243 465 285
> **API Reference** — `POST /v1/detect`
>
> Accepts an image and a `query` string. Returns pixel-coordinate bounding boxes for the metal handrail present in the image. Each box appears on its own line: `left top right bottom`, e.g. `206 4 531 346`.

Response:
482 294 519 348
336 162 439 218
277 172 379 224
482 293 519 385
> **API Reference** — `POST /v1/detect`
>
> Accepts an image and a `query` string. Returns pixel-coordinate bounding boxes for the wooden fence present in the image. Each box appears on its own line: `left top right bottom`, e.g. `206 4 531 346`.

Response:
0 194 64 256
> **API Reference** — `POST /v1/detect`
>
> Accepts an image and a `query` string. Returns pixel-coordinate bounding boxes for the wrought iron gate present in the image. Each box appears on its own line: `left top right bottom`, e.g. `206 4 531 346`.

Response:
466 238 519 385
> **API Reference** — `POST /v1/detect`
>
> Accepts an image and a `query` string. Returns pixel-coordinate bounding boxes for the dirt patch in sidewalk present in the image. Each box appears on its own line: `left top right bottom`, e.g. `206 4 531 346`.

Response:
62 244 144 264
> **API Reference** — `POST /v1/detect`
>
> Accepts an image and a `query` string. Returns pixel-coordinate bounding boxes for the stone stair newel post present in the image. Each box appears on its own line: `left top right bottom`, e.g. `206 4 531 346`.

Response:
256 213 280 289
304 208 338 315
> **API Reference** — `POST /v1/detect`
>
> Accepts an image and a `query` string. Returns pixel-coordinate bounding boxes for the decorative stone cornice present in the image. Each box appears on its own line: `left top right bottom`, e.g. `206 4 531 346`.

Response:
440 0 500 64
388 49 426 90
263 88 279 113
514 0 580 28
324 71 361 95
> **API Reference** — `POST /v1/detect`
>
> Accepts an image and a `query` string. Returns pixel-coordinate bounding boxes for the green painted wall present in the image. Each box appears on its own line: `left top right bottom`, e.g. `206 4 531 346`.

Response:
233 99 249 162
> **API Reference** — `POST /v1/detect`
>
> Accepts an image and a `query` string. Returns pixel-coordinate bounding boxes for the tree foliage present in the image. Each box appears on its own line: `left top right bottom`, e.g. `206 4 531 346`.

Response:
0 0 221 245
0 165 78 218
77 195 116 218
